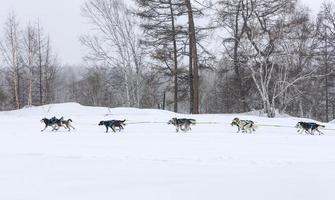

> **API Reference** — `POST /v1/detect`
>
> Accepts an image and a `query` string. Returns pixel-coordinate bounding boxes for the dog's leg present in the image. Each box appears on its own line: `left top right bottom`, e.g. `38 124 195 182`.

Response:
249 125 253 133
188 124 192 132
317 127 324 135
51 125 57 131
41 125 47 132
66 124 71 130
176 125 180 133
53 124 60 131
307 130 313 135
105 125 109 133
111 126 116 133
314 129 321 135
64 124 70 131
318 130 324 135
314 129 323 135
241 124 246 133
183 124 187 132
179 125 184 132
70 124 75 130
60 124 68 131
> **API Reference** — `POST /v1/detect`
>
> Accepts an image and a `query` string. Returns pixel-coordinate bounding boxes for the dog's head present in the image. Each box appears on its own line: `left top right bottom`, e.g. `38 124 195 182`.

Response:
40 118 47 123
168 118 177 125
231 118 239 126
295 122 302 128
98 121 105 126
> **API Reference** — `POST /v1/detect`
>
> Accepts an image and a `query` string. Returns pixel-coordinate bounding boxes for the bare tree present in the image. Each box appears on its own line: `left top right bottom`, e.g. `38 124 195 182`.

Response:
0 13 21 109
81 0 144 107
315 2 335 121
240 0 299 117
218 0 251 112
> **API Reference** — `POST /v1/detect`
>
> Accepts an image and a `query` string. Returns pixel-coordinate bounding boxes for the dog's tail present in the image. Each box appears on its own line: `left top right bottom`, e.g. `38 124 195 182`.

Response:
190 119 196 125
319 124 326 129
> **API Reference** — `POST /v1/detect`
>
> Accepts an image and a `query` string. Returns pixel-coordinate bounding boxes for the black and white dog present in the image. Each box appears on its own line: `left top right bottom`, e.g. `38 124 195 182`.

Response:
295 122 325 135
41 117 75 132
98 120 126 133
231 117 256 133
168 117 196 132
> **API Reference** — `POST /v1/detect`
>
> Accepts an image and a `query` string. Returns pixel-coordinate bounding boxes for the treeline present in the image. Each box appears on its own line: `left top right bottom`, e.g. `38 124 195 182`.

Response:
0 0 335 122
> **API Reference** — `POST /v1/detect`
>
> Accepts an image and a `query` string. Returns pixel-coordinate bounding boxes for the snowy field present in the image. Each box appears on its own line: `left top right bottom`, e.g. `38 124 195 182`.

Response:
1 103 335 200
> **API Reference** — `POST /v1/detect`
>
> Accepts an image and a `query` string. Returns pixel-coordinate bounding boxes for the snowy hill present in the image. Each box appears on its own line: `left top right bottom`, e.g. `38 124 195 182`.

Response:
0 103 335 200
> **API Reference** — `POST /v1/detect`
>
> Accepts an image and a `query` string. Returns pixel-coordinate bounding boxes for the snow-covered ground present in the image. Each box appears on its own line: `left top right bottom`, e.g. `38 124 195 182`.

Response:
1 102 335 200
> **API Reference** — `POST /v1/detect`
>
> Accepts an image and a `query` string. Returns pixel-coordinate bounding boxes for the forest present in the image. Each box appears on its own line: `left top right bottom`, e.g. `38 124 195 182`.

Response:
0 0 334 121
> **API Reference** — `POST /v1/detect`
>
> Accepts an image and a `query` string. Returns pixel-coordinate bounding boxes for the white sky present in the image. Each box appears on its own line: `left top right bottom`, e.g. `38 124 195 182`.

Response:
0 0 325 65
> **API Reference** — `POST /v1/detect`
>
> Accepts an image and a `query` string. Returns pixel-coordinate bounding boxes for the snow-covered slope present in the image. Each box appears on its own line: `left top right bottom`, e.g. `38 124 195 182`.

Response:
1 103 335 200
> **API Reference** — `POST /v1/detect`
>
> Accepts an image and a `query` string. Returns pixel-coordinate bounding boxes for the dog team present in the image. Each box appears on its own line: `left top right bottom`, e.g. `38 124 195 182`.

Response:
40 116 325 135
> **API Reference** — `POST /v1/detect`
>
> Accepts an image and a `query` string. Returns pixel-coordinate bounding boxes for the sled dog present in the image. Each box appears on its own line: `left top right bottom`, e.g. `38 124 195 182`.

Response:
61 118 75 131
98 120 126 133
168 117 196 132
295 122 325 135
231 117 256 133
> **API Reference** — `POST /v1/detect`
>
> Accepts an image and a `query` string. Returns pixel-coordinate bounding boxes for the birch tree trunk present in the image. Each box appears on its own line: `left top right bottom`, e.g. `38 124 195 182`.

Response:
25 25 36 107
37 23 43 105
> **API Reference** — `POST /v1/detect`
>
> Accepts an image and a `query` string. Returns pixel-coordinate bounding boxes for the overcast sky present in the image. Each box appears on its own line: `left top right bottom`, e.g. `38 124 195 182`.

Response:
0 0 325 65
